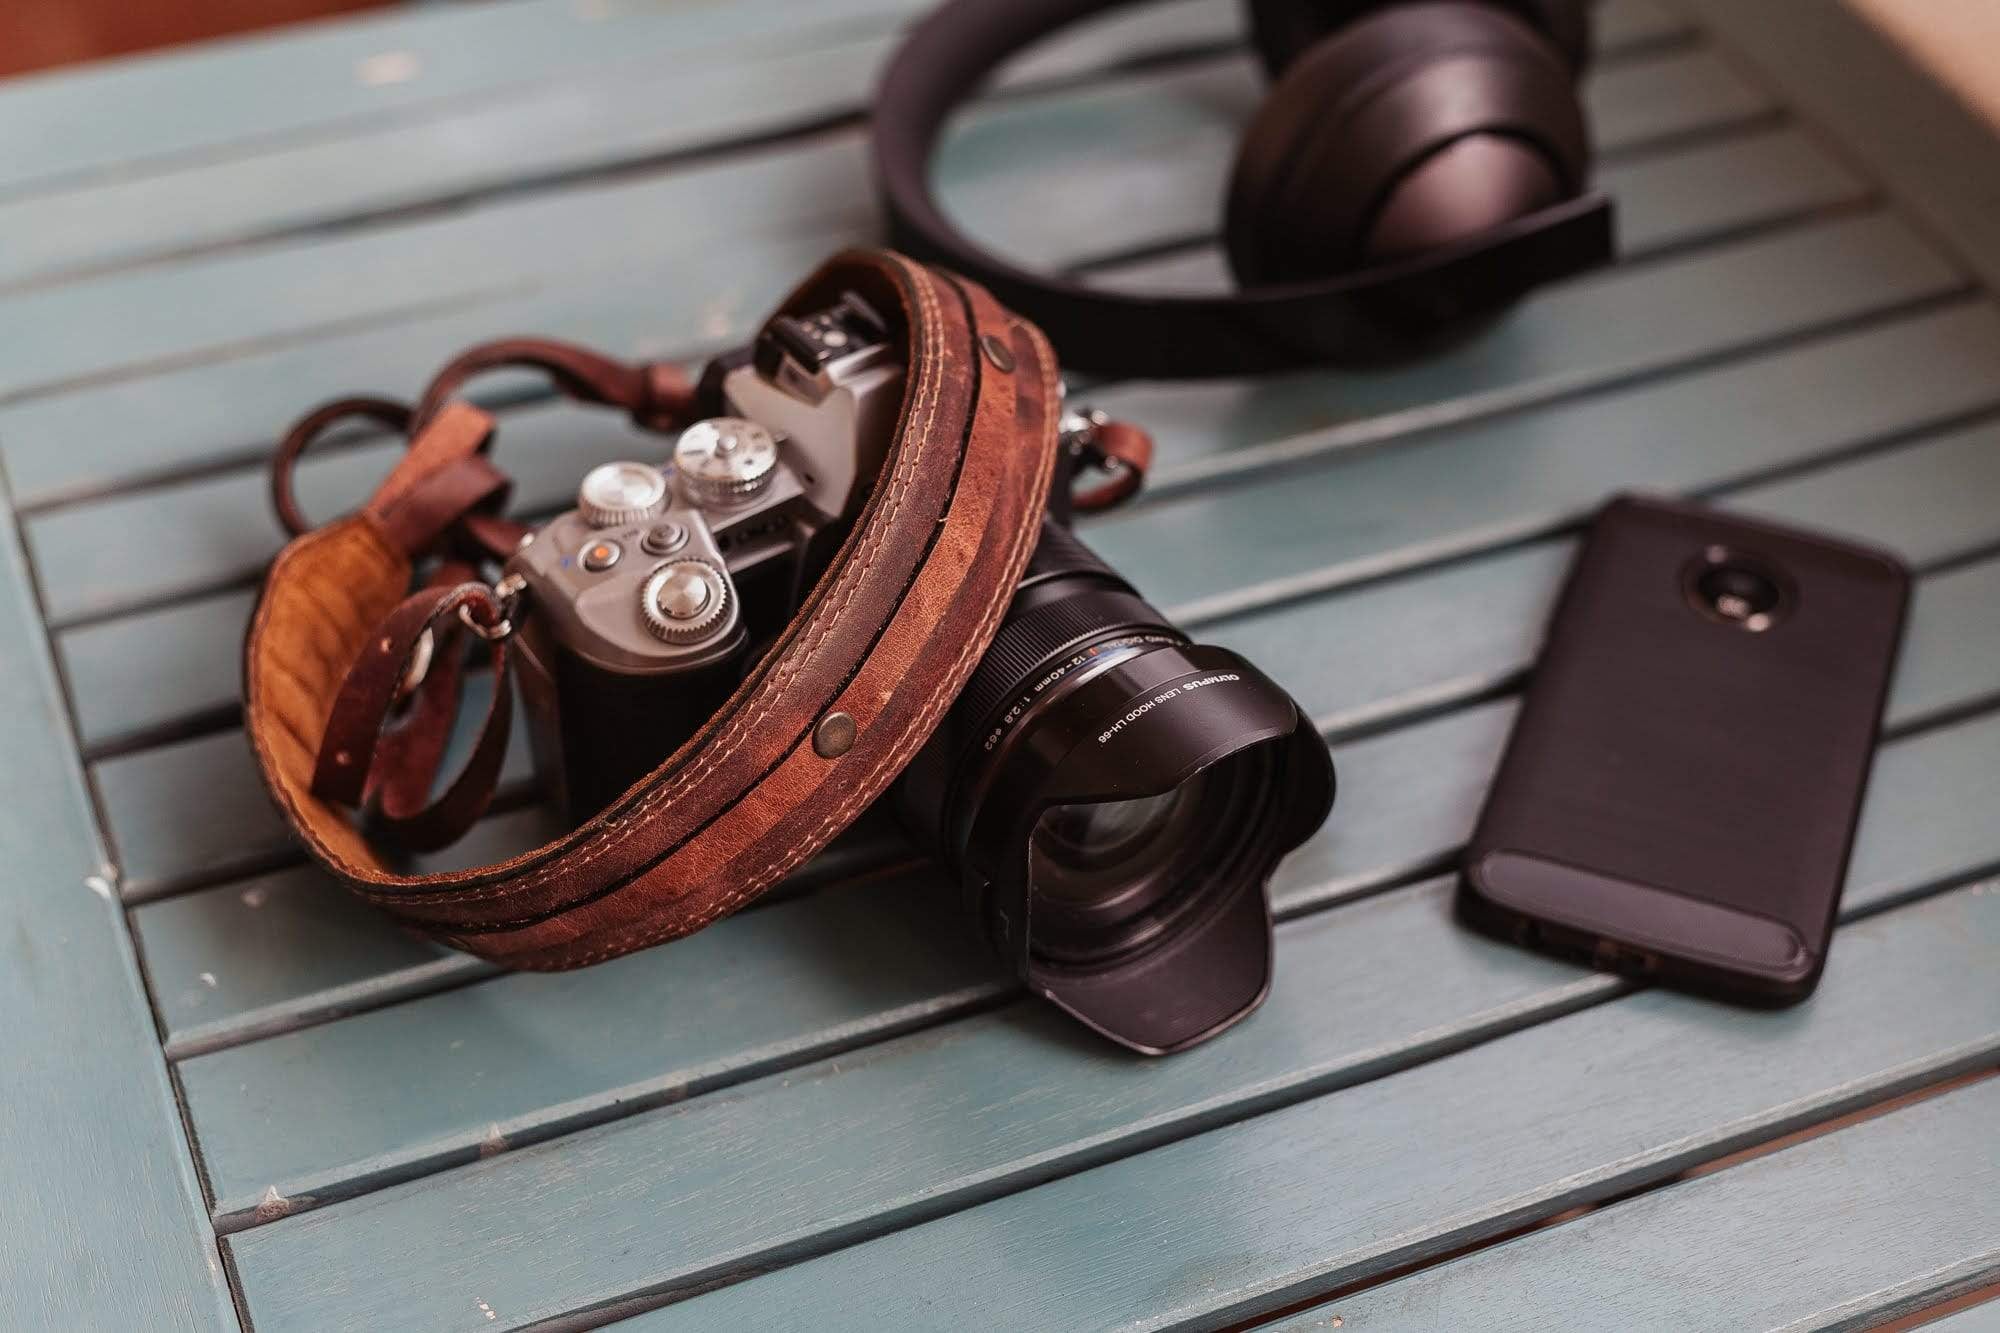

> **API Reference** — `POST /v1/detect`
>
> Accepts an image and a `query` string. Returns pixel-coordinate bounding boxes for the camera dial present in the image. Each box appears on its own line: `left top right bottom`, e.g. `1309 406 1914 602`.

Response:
674 417 780 506
640 559 732 644
577 461 669 528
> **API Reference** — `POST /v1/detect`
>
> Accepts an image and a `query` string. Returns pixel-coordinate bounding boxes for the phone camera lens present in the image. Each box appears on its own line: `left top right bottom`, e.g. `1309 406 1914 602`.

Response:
1685 547 1786 631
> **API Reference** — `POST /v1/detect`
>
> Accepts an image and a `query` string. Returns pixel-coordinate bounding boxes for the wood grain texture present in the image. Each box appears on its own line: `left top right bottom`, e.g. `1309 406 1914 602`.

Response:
0 504 231 1326
228 879 2000 1331
1272 1073 2000 1332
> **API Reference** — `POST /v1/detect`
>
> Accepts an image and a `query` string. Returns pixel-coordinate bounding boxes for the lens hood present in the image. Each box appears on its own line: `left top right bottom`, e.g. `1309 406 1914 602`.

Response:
962 642 1335 1053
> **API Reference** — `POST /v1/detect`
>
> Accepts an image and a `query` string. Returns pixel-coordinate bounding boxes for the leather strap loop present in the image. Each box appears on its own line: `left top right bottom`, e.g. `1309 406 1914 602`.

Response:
311 578 513 853
1072 419 1154 512
272 396 412 538
410 337 696 435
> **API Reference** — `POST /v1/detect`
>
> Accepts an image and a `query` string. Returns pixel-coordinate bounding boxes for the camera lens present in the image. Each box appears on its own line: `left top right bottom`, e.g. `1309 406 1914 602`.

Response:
1686 548 1787 630
895 522 1335 1055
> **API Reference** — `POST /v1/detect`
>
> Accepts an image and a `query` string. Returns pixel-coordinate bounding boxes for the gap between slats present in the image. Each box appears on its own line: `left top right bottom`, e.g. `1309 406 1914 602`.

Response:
1246 1067 2000 1332
0 35 1784 509
93 299 2000 911
167 423 2000 1233
214 869 2000 1328
0 0 1688 299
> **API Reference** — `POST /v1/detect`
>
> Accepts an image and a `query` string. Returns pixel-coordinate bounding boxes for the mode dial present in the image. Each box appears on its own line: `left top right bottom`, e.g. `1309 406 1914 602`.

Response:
577 461 669 528
673 417 779 506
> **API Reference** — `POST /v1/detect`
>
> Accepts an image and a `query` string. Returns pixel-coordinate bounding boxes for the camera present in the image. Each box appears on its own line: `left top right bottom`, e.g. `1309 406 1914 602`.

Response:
505 292 1335 1053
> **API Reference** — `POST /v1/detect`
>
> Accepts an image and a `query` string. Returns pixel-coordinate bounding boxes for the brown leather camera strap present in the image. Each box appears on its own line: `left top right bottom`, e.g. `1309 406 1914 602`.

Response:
245 249 1075 968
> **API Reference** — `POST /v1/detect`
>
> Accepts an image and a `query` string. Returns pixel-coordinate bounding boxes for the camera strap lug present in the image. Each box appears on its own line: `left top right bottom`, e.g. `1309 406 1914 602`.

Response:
1060 406 1154 512
459 572 527 643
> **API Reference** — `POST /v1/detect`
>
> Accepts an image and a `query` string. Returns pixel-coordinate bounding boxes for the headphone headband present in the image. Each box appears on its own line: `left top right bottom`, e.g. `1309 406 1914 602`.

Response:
873 0 1614 377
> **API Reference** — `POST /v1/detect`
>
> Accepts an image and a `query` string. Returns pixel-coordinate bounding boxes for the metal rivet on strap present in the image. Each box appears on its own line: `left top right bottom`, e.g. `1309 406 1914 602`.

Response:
814 711 857 759
979 333 1015 372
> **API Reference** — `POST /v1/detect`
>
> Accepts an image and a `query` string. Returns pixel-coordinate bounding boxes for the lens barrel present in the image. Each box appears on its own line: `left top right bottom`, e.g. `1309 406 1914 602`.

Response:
896 522 1336 1054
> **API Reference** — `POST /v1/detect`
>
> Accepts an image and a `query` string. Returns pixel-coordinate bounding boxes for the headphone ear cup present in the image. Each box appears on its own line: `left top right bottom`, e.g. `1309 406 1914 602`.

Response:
1244 0 1592 75
1225 1 1590 286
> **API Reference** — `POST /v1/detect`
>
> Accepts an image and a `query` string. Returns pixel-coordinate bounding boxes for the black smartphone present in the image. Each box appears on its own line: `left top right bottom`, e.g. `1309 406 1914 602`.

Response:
1459 494 1910 1003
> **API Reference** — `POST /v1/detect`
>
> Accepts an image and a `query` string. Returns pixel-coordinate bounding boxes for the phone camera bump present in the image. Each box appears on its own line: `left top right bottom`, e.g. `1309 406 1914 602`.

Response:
1684 544 1787 632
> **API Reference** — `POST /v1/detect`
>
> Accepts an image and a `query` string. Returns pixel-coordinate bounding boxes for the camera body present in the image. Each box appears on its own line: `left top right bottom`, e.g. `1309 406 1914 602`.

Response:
507 289 1334 1054
506 295 902 819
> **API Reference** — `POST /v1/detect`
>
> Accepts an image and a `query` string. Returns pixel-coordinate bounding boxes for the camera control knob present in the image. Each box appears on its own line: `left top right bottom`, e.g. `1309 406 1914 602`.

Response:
640 559 730 643
577 461 669 528
674 417 779 506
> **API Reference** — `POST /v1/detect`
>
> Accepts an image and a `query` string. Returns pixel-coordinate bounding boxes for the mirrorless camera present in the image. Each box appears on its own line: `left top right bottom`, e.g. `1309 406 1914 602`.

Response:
506 293 1335 1053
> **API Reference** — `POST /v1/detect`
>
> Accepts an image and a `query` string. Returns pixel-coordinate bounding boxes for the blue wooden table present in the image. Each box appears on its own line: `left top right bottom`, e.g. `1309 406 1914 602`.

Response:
2 1 1997 1327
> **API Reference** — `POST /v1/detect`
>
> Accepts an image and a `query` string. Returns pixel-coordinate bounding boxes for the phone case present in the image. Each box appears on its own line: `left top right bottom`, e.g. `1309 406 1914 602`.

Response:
1459 494 1910 1003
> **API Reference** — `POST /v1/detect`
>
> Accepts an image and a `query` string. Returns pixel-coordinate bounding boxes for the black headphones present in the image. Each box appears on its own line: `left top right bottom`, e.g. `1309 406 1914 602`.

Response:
874 0 1614 377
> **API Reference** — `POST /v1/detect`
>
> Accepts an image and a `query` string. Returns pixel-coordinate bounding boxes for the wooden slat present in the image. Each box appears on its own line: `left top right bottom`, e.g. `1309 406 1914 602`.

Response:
0 0 1685 295
0 0 1247 292
0 0 918 198
941 43 1766 268
164 492 2000 1232
61 586 258 753
0 505 231 1326
137 859 492 1058
136 813 908 1060
29 208 1957 631
184 692 2000 1244
1895 559 2000 731
224 872 2000 1330
1109 215 1975 500
0 34 1775 507
1271 1075 2000 1332
58 296 1993 758
1085 219 1973 624
0 40 1741 414
639 887 2000 1333
78 285 1991 899
1223 398 2000 742
187 403 2000 1294
92 675 537 900
115 319 2000 1046
1078 122 1865 303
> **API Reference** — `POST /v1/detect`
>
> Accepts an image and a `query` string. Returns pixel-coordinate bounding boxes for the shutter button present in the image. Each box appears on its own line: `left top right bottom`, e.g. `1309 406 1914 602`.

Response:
640 559 730 643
